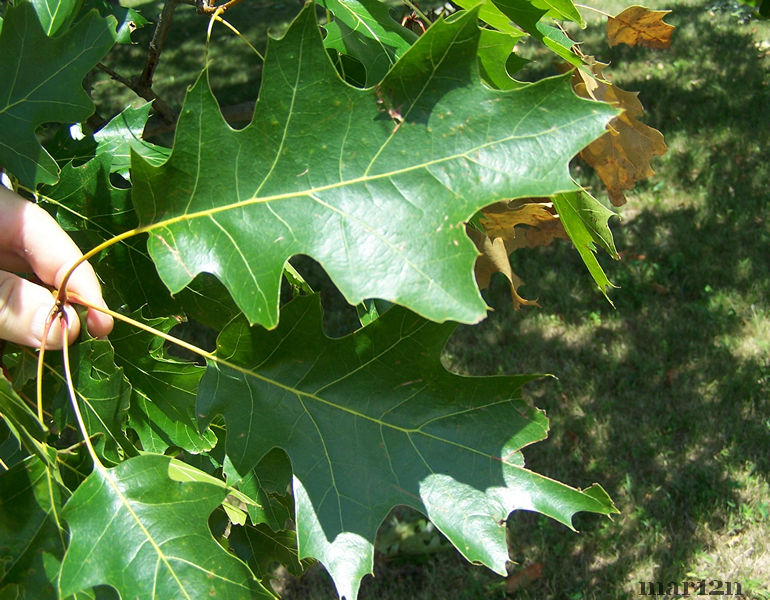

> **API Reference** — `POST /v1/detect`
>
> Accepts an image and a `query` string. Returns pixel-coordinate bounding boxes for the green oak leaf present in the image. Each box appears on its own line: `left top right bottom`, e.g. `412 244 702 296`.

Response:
228 523 306 583
0 373 52 465
52 336 134 462
116 6 149 43
454 0 582 67
529 0 583 24
450 0 525 35
42 103 162 171
31 0 146 43
59 454 273 600
40 144 132 233
418 454 615 568
29 0 79 35
82 0 150 44
491 0 582 66
0 373 46 447
320 0 417 86
167 457 259 524
551 190 618 298
171 274 243 331
0 420 28 471
223 448 293 530
197 295 618 599
459 0 584 24
0 457 67 599
93 103 169 177
477 29 527 90
40 130 237 327
40 149 179 316
110 311 216 455
4 346 39 392
0 2 116 187
131 5 617 329
478 0 583 25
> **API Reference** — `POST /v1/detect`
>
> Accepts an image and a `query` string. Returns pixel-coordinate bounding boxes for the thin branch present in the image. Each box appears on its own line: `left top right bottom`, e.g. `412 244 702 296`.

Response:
401 0 431 25
95 63 177 124
140 0 180 92
118 0 181 124
95 62 134 89
96 0 262 131
88 0 182 124
197 0 246 16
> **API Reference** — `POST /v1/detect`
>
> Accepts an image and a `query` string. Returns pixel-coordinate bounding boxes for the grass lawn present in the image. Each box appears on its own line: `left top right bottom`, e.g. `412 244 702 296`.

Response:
102 0 770 597
447 3 770 597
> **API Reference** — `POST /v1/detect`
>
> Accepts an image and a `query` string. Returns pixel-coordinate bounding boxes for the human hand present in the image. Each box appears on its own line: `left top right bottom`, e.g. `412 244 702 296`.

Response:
0 186 113 349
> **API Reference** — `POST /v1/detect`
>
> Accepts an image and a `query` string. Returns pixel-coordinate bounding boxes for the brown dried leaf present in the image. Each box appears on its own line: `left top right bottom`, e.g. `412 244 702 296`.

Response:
471 198 573 308
507 216 570 250
567 55 609 102
467 226 538 310
570 60 667 206
579 94 666 206
607 6 674 49
481 200 559 240
481 199 569 251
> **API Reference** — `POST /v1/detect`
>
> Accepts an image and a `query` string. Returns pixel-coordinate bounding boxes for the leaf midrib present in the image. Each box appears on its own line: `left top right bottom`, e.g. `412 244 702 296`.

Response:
142 110 594 231
214 317 527 465
91 463 248 598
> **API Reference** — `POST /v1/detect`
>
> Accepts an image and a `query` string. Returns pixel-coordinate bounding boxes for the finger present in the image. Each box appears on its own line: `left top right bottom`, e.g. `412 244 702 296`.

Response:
0 187 113 337
0 249 30 273
0 271 80 349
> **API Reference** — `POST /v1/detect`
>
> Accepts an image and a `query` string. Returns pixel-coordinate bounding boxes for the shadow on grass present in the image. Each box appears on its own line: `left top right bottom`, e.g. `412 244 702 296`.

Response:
438 3 770 597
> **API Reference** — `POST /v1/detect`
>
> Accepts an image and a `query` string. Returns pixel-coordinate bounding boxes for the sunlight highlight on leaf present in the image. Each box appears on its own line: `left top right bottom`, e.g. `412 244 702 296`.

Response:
197 295 618 597
131 5 617 329
59 454 272 600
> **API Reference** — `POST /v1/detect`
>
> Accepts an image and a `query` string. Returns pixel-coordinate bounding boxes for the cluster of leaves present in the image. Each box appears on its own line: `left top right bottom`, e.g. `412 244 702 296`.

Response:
0 0 670 598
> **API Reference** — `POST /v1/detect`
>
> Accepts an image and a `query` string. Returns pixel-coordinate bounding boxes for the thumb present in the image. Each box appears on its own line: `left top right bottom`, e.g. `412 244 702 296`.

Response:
0 271 80 349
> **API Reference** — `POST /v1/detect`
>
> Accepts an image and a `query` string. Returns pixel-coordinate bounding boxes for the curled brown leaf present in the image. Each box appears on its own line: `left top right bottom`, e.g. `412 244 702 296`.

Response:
467 225 539 310
569 59 667 206
469 199 570 309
